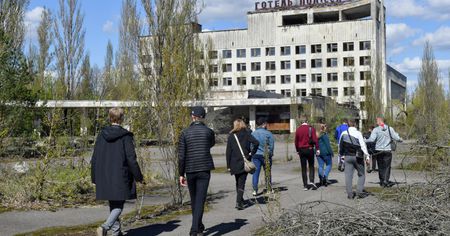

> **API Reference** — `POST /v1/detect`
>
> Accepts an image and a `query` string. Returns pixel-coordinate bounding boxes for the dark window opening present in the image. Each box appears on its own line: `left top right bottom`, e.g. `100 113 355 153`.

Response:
313 11 339 23
342 4 372 21
282 14 307 26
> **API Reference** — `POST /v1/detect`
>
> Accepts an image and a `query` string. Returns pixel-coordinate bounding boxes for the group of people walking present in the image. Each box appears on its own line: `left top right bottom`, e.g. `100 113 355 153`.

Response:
90 106 402 236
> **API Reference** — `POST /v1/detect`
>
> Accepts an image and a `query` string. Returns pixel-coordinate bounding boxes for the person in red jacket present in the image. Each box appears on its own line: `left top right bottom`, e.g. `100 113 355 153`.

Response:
295 115 320 190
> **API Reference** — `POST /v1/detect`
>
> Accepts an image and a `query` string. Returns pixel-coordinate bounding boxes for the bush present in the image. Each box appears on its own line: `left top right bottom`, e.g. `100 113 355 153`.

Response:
0 160 95 210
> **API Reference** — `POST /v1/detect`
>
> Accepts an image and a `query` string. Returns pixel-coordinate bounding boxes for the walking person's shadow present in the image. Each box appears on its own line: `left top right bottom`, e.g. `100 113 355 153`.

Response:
125 220 181 236
204 218 248 235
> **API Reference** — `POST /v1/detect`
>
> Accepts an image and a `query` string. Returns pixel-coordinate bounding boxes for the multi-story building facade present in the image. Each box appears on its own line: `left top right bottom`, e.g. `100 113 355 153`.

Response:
196 0 406 118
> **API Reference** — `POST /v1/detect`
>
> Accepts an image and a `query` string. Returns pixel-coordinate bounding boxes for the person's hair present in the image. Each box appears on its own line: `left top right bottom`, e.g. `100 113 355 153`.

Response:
320 123 327 132
348 118 356 127
299 115 308 124
256 117 267 127
342 118 348 123
109 107 124 124
230 119 247 133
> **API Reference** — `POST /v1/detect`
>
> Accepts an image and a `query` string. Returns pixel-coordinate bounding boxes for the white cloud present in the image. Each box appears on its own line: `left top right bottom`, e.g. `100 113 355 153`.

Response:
392 56 450 76
387 0 450 20
198 0 254 25
387 23 418 46
386 23 418 57
102 20 115 33
390 46 405 56
24 6 45 40
386 0 426 18
413 26 450 50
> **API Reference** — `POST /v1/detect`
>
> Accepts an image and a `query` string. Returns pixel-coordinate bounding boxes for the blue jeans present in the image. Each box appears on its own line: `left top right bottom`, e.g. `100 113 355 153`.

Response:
252 154 272 192
102 200 124 236
317 155 332 179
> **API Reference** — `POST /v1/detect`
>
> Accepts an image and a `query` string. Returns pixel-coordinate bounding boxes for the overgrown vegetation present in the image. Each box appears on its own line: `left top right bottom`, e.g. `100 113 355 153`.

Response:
258 166 450 236
139 0 208 205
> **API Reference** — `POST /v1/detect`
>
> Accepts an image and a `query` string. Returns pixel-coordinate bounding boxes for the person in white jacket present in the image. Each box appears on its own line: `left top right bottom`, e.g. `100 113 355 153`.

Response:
339 119 370 199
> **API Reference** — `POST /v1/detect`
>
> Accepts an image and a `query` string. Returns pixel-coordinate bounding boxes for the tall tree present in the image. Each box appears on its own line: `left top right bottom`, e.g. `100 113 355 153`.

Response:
141 0 208 204
78 53 93 99
53 0 85 135
411 42 448 144
102 40 115 99
53 0 85 100
0 0 36 138
0 0 28 51
35 7 53 99
116 0 141 100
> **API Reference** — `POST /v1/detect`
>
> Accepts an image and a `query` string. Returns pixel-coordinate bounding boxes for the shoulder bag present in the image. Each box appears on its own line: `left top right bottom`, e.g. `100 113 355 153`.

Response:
234 134 256 174
387 125 397 151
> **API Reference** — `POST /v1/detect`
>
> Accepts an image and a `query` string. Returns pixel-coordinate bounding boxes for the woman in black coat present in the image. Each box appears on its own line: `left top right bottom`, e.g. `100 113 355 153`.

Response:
226 119 259 210
91 108 144 236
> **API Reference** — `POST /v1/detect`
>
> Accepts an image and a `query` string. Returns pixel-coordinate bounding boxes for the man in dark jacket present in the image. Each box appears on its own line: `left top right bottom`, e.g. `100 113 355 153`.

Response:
178 106 215 236
91 107 144 236
294 115 320 190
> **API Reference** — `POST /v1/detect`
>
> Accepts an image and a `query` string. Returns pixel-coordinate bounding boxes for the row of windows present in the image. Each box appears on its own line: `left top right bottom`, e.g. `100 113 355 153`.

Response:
212 72 370 87
207 41 371 59
278 87 365 98
204 56 371 73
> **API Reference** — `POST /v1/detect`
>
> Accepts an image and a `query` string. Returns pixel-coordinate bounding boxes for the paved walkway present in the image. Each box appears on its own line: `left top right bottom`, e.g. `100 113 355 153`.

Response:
122 160 427 236
0 142 428 236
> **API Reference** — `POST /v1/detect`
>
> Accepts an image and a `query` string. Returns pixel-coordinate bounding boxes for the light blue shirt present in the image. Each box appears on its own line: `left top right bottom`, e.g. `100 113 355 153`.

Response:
366 125 402 151
252 127 275 157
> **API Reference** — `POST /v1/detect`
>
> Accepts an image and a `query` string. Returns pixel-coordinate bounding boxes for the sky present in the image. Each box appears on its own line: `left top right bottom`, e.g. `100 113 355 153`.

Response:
25 0 450 92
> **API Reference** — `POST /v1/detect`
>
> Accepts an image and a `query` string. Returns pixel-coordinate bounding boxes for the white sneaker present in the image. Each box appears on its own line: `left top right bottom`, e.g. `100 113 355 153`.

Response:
252 190 257 196
96 226 106 236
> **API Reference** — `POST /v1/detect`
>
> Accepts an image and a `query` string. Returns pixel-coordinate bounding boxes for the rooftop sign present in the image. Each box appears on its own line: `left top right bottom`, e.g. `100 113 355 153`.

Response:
254 0 351 11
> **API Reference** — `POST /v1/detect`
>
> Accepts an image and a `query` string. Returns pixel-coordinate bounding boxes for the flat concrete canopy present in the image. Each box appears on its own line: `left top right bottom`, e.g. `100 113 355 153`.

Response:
35 97 307 108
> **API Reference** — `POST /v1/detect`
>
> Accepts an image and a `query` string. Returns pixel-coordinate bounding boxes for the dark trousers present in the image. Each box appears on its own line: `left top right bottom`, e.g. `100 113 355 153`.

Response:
299 148 315 187
186 171 211 234
372 155 378 170
376 151 392 185
234 172 248 204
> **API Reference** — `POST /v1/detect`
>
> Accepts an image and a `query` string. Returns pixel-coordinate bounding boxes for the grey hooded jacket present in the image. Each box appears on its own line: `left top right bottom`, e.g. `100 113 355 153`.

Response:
366 125 402 151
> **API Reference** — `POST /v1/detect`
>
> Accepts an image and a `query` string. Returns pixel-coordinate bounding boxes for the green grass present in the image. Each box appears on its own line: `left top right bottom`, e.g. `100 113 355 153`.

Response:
0 205 10 214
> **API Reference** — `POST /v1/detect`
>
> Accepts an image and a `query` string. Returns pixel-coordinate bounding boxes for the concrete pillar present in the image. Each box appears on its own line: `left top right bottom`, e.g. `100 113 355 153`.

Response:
249 106 256 131
80 108 88 136
307 12 314 24
290 104 298 133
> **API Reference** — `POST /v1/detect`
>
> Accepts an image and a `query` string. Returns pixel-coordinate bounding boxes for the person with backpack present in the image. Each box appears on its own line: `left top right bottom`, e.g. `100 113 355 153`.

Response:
339 119 370 199
366 115 403 187
335 118 349 172
226 119 259 210
178 106 216 236
295 115 320 190
317 123 334 187
251 117 275 196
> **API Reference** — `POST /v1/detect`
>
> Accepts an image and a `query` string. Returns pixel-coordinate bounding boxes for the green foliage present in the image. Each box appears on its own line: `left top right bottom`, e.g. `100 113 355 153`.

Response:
0 161 94 210
0 14 37 139
141 0 208 204
408 42 449 145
